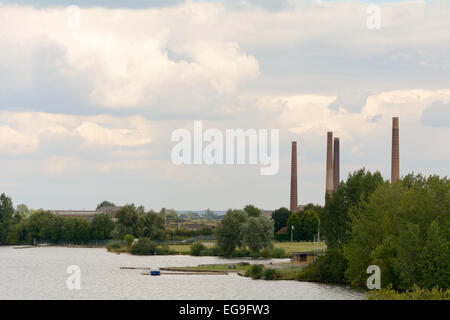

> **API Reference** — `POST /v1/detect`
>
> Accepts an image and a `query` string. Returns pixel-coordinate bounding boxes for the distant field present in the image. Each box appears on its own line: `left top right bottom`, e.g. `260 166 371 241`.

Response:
168 241 325 255
274 241 326 253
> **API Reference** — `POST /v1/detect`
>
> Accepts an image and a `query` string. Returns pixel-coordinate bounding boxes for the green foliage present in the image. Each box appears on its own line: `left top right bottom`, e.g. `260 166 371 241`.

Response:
241 216 274 253
245 264 264 279
0 193 15 243
274 233 290 241
115 205 140 238
124 234 134 247
263 268 280 280
271 207 291 233
96 201 115 210
298 209 319 241
322 168 385 249
190 241 207 256
366 285 450 300
215 209 248 256
138 211 167 240
91 214 114 240
344 174 450 290
298 249 348 283
130 238 157 255
243 205 261 217
286 212 301 240
106 240 122 250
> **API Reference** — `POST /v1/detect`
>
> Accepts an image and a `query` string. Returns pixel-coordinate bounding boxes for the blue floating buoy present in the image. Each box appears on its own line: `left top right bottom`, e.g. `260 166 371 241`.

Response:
150 270 161 276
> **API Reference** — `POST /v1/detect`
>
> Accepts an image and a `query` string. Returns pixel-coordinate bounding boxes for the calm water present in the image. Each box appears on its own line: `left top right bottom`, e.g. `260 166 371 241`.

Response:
0 246 364 300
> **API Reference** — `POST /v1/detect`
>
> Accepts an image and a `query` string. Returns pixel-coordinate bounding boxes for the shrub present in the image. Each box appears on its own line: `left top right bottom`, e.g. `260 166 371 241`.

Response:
367 285 450 300
190 242 207 256
106 240 122 251
263 268 280 280
297 249 348 283
156 244 173 255
270 248 288 258
124 234 134 247
245 264 264 279
130 238 157 255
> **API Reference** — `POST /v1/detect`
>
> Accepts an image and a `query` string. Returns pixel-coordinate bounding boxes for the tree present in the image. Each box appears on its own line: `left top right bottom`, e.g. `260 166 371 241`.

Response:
0 193 15 243
73 219 91 244
96 201 115 210
124 234 134 247
271 207 291 233
299 209 319 240
138 211 167 240
344 174 450 290
321 168 385 249
241 216 274 253
215 209 248 256
91 214 114 240
115 205 140 238
286 212 301 241
243 205 261 217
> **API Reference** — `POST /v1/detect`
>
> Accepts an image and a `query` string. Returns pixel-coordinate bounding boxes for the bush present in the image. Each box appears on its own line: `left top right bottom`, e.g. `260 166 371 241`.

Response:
106 240 122 250
367 285 450 300
245 264 264 279
130 238 157 255
156 244 173 255
274 233 290 241
297 249 348 283
263 268 280 280
190 242 207 256
124 234 134 247
270 248 288 258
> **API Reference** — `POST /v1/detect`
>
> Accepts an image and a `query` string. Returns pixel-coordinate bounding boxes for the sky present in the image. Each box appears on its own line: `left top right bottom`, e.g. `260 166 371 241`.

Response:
0 0 449 211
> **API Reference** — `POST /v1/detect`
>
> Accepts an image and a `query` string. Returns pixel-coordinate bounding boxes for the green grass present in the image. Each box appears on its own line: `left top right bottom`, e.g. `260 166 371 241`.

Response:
273 241 326 254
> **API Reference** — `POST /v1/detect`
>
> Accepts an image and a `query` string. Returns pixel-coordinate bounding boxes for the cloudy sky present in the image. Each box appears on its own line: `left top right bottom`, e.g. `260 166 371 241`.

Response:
0 0 449 211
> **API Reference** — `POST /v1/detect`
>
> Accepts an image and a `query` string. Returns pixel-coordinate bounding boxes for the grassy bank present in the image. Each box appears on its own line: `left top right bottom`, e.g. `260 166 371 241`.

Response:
108 241 325 256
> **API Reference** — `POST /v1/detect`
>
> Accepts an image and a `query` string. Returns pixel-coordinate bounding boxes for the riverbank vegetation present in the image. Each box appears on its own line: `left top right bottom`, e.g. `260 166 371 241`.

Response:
296 170 449 299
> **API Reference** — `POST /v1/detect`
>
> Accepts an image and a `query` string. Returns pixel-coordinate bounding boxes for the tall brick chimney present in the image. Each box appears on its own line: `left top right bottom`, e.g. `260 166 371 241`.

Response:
290 141 298 212
391 117 400 184
326 132 334 197
333 137 340 190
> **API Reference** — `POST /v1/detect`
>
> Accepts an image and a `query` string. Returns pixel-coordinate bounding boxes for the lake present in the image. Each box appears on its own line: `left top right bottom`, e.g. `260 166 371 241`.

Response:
0 246 365 300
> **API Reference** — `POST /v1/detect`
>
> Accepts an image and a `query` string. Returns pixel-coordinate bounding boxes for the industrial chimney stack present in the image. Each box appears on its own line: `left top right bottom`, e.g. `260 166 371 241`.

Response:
290 141 298 212
391 117 400 183
326 132 334 197
333 137 340 190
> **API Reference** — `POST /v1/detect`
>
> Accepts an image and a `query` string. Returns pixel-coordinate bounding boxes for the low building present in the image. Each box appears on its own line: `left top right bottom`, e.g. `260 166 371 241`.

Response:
291 252 316 266
261 210 273 219
50 206 123 222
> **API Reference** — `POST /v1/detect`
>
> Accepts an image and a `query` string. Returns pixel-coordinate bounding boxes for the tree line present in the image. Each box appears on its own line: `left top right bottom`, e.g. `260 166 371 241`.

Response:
299 169 449 291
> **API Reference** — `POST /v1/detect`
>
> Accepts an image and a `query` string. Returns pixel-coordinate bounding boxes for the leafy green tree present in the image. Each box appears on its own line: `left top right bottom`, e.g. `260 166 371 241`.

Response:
215 209 248 256
322 168 385 249
96 201 115 210
0 193 15 243
115 204 140 238
124 234 134 247
243 205 261 217
25 210 61 243
138 211 167 240
241 216 274 254
286 212 301 240
91 214 114 240
271 207 291 233
73 218 91 244
299 209 319 240
344 174 449 290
